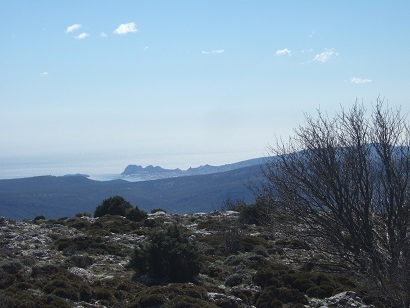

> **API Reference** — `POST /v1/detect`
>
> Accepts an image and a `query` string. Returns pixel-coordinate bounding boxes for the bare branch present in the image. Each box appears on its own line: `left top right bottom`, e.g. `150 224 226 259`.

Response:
262 100 410 307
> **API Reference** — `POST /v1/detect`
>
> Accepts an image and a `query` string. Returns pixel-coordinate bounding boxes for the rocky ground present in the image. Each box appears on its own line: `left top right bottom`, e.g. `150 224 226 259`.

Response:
0 212 380 307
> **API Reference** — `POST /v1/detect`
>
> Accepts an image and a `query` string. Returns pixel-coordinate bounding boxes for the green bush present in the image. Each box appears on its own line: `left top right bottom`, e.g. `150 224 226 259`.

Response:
130 293 166 307
253 268 283 288
220 227 244 254
275 239 310 250
94 196 147 222
79 284 93 302
0 260 24 275
93 287 116 302
238 203 271 226
225 274 244 287
125 207 147 222
214 298 240 308
7 282 33 291
42 279 81 301
151 208 167 213
52 287 79 301
131 284 209 307
243 236 270 252
253 266 358 300
306 285 334 298
69 254 94 268
130 225 202 283
254 286 308 306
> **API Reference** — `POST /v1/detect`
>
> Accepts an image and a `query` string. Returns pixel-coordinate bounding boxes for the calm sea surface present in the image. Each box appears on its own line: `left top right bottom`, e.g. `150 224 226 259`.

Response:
0 152 255 181
0 157 124 181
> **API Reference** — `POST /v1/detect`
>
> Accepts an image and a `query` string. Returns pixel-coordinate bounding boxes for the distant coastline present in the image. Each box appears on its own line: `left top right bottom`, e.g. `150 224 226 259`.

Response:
0 155 265 182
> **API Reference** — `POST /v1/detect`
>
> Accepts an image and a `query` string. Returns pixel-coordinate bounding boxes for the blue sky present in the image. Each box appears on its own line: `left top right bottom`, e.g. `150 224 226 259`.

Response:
1 1 410 172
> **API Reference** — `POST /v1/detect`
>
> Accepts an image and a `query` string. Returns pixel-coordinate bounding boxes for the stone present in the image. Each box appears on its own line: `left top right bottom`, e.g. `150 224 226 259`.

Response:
309 291 375 308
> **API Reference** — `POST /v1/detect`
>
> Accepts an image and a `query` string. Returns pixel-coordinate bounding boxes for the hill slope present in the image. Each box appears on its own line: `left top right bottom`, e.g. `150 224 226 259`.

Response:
0 165 262 220
0 212 376 307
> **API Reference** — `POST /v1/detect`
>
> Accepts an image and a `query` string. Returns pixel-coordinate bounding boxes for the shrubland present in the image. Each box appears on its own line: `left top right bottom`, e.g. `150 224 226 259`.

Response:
0 195 385 307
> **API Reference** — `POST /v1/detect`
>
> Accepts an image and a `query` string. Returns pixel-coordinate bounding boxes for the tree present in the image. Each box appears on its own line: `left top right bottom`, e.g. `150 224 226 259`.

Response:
262 100 410 306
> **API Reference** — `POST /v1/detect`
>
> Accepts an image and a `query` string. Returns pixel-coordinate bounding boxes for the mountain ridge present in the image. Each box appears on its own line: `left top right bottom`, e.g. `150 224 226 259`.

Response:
121 157 266 181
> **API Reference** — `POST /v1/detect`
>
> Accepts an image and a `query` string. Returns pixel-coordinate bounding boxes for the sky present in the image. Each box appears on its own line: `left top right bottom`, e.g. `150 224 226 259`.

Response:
1 1 410 174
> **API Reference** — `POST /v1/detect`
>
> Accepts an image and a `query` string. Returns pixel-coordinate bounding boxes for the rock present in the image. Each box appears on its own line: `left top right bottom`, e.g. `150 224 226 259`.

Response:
147 211 168 217
68 267 93 281
208 292 244 305
193 212 207 216
223 211 240 217
309 291 374 308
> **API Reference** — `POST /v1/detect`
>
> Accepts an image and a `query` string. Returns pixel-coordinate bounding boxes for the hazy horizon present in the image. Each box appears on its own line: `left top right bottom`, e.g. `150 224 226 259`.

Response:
1 1 409 177
0 150 265 180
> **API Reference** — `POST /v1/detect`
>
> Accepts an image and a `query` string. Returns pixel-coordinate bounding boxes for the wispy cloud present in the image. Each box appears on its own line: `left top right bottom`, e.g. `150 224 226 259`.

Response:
66 24 81 33
350 77 372 84
100 32 108 38
113 22 137 35
275 48 291 56
201 49 224 55
41 72 49 76
75 32 89 40
313 48 338 63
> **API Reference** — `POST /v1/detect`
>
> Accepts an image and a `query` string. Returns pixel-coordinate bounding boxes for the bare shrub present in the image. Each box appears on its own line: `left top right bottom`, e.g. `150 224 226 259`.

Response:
262 100 410 306
220 226 244 255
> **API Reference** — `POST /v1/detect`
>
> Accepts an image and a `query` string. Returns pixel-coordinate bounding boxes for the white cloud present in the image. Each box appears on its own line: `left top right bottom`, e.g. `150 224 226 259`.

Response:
41 72 49 76
66 24 81 33
201 49 224 55
75 32 89 40
113 22 138 35
313 48 338 62
350 77 372 84
275 48 291 56
100 32 108 38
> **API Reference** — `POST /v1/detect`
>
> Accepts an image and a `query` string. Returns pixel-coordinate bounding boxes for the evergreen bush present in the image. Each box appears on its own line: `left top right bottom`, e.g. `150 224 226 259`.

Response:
238 203 271 226
130 225 202 283
94 196 147 222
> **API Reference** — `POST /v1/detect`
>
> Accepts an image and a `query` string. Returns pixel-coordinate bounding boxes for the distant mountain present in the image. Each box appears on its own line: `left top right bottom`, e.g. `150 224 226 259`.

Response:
0 164 264 220
121 157 266 181
122 165 181 175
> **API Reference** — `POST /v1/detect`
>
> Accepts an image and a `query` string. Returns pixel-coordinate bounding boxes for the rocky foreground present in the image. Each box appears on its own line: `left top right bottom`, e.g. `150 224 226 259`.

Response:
0 212 378 307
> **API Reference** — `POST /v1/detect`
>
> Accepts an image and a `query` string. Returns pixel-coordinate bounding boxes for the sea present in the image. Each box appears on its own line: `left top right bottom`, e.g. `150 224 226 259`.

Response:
0 156 125 181
0 151 257 182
